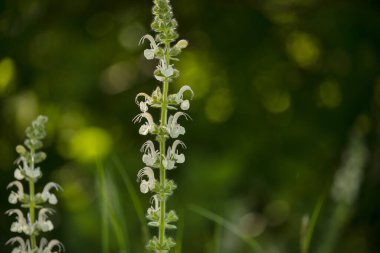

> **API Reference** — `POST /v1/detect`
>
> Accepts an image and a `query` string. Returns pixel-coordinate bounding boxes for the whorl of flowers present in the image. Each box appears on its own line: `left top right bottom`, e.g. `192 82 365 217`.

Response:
6 115 64 253
134 0 193 251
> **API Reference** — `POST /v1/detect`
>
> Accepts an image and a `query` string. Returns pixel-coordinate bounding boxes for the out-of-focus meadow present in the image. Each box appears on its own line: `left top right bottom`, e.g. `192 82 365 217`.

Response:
1 0 380 252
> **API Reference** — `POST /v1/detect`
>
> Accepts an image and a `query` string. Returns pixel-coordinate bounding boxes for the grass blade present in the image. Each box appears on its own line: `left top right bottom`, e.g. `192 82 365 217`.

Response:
189 204 265 253
175 210 185 253
112 155 150 244
96 160 110 253
301 197 324 253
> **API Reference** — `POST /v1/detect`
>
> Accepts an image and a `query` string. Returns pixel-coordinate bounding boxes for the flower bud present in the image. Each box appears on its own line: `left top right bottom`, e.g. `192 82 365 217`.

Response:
176 40 188 49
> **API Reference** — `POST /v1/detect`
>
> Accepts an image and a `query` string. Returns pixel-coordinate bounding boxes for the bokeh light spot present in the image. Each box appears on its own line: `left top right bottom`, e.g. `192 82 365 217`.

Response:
262 90 291 113
68 127 112 162
177 52 213 98
0 57 15 95
100 61 136 94
119 23 145 51
287 32 320 68
205 88 234 123
317 80 342 108
264 200 290 227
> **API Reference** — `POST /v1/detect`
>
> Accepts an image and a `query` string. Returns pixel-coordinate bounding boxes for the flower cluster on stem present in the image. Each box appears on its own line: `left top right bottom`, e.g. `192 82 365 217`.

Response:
6 115 64 253
134 0 193 252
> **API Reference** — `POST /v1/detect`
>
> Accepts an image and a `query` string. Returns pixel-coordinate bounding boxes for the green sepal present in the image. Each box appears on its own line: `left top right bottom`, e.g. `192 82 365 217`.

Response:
146 236 176 251
165 210 178 223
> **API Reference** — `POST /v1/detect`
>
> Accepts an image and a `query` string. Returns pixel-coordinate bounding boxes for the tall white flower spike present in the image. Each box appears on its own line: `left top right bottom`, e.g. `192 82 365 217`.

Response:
134 0 193 251
137 167 156 194
6 116 64 253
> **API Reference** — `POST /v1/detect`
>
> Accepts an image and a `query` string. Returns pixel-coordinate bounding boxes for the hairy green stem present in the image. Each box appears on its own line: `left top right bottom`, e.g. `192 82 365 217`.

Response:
29 152 36 249
158 43 171 249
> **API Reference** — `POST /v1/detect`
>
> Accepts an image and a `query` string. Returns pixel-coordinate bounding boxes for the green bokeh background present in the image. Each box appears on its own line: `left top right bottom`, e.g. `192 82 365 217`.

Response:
1 0 380 252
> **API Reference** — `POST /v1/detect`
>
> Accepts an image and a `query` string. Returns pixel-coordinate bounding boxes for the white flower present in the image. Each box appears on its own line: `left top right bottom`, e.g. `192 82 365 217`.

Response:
14 168 24 180
170 140 186 164
6 237 31 253
135 93 153 112
141 141 159 167
25 166 42 179
139 34 158 60
147 195 160 215
6 209 29 234
167 112 190 138
137 167 156 194
163 140 186 170
133 112 157 135
7 181 26 204
175 85 194 110
161 64 174 77
155 62 175 81
14 157 41 180
36 209 54 232
38 182 62 205
39 239 65 253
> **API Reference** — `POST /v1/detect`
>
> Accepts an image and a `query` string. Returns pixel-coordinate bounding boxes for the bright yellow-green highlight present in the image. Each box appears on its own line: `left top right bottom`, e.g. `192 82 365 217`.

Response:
0 57 15 95
177 52 212 98
68 127 112 162
287 32 320 68
318 80 341 108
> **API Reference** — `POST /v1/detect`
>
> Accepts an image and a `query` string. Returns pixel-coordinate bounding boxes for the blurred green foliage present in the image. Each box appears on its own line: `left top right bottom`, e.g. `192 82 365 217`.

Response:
1 0 380 252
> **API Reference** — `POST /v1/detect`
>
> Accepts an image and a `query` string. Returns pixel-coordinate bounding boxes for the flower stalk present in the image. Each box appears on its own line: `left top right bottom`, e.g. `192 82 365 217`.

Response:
134 0 193 252
6 115 64 253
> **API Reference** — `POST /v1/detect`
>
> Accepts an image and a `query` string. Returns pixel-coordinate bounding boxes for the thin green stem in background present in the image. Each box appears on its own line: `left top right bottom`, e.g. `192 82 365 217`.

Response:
301 197 324 253
113 155 150 244
214 222 222 253
174 210 185 253
189 204 265 253
96 160 110 253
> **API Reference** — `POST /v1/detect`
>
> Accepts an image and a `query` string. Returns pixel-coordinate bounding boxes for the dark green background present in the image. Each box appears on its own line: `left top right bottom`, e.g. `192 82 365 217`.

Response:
0 0 380 252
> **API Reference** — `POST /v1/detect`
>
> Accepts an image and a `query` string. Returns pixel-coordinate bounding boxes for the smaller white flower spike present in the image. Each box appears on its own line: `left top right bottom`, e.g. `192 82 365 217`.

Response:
7 181 26 204
137 167 156 194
